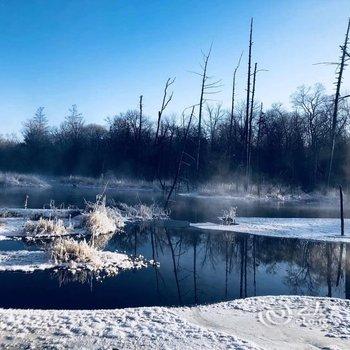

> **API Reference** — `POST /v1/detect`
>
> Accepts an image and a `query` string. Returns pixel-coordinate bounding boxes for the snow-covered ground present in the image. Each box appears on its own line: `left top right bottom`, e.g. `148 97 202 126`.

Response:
0 296 349 349
191 217 350 243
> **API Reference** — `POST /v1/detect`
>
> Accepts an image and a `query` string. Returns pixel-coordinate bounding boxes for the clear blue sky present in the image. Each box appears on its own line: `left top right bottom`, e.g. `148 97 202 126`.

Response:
0 0 349 135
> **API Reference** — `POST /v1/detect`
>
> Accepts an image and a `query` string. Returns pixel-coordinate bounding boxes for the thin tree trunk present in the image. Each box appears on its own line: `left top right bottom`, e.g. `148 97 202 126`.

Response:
229 52 243 166
327 19 350 187
164 106 195 209
246 62 257 189
244 18 253 190
340 185 344 236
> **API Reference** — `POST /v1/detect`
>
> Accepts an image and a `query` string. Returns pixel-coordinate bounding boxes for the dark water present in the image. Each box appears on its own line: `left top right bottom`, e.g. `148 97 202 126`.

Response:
0 184 349 309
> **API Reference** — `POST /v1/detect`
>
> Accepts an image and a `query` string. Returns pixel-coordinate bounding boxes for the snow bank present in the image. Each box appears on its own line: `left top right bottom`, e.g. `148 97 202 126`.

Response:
179 296 350 350
0 296 349 349
191 217 350 243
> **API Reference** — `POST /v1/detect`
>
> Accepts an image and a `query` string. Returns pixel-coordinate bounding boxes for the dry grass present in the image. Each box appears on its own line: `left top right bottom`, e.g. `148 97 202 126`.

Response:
50 238 102 268
24 218 68 237
84 196 125 237
119 203 168 220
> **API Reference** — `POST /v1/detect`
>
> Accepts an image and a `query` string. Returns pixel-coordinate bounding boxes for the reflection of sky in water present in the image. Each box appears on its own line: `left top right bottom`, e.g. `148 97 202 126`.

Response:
0 221 348 309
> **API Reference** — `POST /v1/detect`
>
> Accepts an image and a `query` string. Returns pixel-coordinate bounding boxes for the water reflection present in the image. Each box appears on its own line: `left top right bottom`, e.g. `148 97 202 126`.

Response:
0 222 348 309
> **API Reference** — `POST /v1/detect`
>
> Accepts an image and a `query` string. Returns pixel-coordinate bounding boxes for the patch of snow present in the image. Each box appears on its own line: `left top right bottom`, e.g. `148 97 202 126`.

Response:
179 296 350 350
0 296 349 349
191 217 350 243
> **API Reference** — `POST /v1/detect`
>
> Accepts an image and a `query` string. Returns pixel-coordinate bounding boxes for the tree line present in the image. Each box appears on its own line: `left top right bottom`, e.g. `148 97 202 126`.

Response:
0 19 349 192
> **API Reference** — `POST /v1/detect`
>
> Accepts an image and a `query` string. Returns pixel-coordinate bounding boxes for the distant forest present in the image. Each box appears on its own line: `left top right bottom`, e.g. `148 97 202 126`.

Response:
1 19 350 192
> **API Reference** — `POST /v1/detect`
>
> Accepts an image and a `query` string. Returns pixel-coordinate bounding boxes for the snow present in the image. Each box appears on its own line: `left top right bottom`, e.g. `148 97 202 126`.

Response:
191 217 350 243
0 296 349 349
0 249 149 274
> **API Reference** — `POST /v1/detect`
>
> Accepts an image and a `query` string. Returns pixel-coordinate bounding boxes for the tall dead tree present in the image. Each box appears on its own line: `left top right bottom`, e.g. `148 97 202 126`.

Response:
244 18 253 190
246 62 257 188
164 106 195 209
327 19 350 187
153 78 175 187
155 78 175 146
193 44 221 175
229 52 243 164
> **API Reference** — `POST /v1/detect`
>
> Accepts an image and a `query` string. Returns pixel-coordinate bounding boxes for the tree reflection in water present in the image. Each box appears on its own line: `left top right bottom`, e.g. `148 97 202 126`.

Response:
49 221 350 305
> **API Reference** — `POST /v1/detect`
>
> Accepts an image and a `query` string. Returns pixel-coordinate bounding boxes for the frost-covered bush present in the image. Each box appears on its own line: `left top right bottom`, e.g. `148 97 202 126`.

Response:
119 203 169 220
0 172 50 188
84 196 125 237
221 207 237 225
24 218 68 237
50 238 102 268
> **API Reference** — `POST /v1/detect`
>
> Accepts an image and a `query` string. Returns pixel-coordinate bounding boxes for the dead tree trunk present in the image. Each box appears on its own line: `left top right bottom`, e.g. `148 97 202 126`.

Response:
327 19 350 187
340 185 345 236
196 47 212 174
229 52 243 166
194 45 221 177
153 78 175 186
244 18 253 191
164 106 195 209
246 62 257 189
155 78 175 146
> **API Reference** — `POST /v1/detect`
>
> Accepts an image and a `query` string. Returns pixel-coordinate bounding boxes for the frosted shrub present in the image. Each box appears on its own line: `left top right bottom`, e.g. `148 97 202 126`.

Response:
84 196 125 237
24 218 68 237
50 238 102 268
221 207 237 225
119 203 169 220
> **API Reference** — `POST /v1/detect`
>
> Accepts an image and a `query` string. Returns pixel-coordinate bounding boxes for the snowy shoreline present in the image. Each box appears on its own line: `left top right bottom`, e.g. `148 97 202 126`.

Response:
191 217 350 243
0 296 349 349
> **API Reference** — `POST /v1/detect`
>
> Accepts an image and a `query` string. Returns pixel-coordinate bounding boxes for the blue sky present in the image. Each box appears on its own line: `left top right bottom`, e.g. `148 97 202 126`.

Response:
0 0 349 135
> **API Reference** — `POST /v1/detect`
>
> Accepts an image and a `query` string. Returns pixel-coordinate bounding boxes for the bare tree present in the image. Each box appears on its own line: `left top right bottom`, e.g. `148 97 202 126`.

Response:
229 52 243 163
246 62 257 189
327 19 350 187
155 78 176 146
244 18 253 190
164 106 195 209
192 44 221 175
